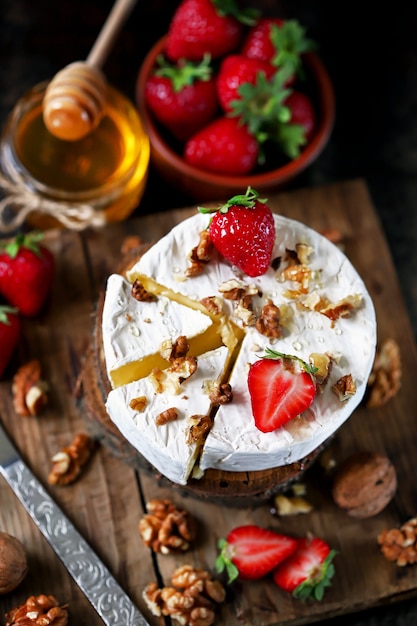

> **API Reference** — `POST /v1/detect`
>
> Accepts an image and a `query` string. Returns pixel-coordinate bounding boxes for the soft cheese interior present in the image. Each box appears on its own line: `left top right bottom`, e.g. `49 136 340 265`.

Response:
106 347 229 484
103 212 377 485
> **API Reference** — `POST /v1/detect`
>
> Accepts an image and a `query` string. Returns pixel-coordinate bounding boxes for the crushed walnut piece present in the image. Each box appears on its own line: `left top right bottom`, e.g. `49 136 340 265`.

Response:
156 407 179 425
332 373 356 401
271 483 313 516
47 433 95 486
378 517 417 566
5 594 68 626
273 492 313 516
208 382 233 405
138 499 196 554
186 415 212 444
150 356 198 395
309 352 334 393
186 230 213 277
366 338 401 408
143 564 226 626
256 299 281 338
280 263 316 292
160 335 190 362
233 294 257 326
12 359 48 417
320 293 363 324
121 235 142 256
131 279 156 302
129 395 148 412
170 356 198 384
218 278 259 301
200 295 223 315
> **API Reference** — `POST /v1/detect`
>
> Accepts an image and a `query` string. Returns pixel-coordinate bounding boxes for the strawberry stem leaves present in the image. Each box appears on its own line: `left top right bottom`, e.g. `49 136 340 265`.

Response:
154 53 214 92
263 347 318 376
228 67 309 159
215 538 240 584
212 0 259 26
293 548 337 602
225 19 317 160
198 186 267 216
270 20 317 79
0 231 44 259
0 305 19 324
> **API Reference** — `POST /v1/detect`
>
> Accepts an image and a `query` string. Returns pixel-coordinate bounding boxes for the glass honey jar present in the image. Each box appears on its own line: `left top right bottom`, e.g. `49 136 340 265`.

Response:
0 81 150 231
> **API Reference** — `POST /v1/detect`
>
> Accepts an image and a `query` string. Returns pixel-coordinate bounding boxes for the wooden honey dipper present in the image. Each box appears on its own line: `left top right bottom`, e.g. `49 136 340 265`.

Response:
43 0 137 141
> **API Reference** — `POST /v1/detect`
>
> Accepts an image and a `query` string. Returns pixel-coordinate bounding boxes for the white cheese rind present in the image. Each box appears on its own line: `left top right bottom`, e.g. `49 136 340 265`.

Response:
105 212 377 481
105 347 229 485
102 273 213 387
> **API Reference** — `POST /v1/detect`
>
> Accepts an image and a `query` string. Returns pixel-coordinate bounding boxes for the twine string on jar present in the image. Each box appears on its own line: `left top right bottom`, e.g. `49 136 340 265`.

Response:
0 170 106 233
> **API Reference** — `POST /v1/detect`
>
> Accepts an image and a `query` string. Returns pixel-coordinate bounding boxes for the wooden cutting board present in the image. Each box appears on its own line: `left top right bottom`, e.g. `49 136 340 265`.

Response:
1 178 417 626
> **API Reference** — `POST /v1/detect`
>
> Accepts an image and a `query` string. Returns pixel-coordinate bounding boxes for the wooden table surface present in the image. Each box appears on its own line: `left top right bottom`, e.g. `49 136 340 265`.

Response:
1 178 417 626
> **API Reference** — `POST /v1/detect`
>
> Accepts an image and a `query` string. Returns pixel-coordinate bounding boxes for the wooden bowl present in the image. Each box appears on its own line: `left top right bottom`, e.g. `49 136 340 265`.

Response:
136 36 335 202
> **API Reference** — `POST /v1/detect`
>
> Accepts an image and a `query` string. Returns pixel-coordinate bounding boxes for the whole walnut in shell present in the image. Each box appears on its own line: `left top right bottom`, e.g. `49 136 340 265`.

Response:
332 450 397 519
0 532 28 594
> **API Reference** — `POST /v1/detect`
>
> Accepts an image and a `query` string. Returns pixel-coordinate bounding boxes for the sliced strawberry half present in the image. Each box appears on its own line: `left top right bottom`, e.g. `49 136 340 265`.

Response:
247 348 317 433
273 535 337 601
215 524 298 583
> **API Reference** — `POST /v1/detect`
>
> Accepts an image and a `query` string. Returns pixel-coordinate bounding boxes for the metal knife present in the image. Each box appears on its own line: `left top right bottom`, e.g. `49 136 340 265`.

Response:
0 420 151 626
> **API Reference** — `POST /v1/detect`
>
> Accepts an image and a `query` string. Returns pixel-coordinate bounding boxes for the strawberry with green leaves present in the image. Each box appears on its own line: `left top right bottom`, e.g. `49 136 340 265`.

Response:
215 524 297 583
184 116 259 176
273 535 337 601
216 53 276 114
283 90 316 143
199 187 275 276
247 348 317 433
144 54 219 141
0 305 20 378
242 18 316 82
226 67 316 160
0 232 55 317
241 17 285 63
165 0 258 62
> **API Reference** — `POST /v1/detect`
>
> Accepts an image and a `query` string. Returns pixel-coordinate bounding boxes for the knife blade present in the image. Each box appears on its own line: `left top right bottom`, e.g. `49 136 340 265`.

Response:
0 420 151 626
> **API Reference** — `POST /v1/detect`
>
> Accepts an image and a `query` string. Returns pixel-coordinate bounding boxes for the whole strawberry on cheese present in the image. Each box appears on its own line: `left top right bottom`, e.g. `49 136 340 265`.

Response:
165 0 258 62
0 305 20 378
199 186 275 277
248 349 317 433
0 232 55 317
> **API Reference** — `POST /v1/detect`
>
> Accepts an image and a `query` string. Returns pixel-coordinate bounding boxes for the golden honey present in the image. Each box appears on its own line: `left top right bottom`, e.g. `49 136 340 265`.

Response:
0 81 150 230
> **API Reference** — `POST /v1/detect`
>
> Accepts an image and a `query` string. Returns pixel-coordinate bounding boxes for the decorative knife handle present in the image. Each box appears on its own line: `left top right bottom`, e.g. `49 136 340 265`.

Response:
2 459 151 626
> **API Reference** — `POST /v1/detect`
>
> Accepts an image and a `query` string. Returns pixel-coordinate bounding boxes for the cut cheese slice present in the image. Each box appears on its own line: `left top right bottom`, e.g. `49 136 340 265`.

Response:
105 346 229 485
102 274 222 388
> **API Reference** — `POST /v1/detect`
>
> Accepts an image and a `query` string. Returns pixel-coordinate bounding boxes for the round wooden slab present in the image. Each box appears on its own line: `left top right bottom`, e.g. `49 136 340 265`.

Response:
79 245 327 507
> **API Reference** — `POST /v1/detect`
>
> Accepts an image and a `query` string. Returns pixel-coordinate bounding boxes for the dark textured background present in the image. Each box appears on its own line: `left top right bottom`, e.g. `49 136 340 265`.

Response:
1 2 417 624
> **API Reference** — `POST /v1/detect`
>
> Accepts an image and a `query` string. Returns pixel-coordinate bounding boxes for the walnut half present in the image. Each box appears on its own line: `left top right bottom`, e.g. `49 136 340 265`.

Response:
378 517 417 566
138 499 196 554
47 433 95 486
12 360 48 417
143 565 226 626
5 594 68 626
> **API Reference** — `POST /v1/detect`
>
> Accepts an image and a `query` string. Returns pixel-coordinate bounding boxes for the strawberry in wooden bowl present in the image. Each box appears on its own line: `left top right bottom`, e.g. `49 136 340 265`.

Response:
136 0 335 201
